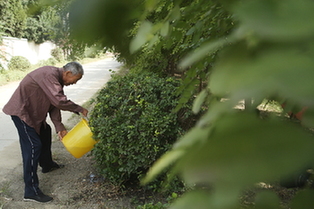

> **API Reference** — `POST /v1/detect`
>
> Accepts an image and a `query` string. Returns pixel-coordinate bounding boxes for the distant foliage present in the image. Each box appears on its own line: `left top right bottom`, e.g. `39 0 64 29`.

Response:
84 45 104 58
0 0 27 38
24 6 61 44
90 72 195 186
64 40 86 61
51 47 64 62
8 56 31 71
36 57 57 66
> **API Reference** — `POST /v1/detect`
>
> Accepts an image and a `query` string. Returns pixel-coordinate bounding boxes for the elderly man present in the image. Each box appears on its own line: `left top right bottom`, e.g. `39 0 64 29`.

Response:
3 61 88 203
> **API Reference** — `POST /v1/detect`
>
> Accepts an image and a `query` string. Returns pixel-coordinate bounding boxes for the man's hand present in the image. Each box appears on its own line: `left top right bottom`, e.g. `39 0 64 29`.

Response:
58 130 68 141
81 108 89 117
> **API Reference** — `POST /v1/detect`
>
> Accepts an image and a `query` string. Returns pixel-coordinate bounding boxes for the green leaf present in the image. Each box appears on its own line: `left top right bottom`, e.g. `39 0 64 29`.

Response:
147 35 159 48
209 42 314 107
142 149 185 185
254 191 280 209
130 21 153 53
186 26 195 36
235 0 314 42
179 36 236 68
169 5 181 21
290 190 314 209
160 22 169 37
170 189 239 209
176 112 314 187
145 0 158 12
195 100 235 128
170 190 212 209
173 126 211 150
192 89 208 114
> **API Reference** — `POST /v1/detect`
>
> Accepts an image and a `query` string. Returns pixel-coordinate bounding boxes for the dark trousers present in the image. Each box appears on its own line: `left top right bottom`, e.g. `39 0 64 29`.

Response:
11 116 55 197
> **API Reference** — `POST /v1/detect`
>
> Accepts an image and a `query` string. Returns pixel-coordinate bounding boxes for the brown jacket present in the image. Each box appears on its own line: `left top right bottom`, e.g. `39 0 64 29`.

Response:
3 66 83 134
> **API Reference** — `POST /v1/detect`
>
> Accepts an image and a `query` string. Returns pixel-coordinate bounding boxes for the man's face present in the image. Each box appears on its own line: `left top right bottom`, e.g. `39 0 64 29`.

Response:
63 71 82 86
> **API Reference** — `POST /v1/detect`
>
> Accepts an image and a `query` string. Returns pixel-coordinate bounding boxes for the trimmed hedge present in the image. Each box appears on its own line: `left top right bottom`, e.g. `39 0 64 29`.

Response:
90 72 195 186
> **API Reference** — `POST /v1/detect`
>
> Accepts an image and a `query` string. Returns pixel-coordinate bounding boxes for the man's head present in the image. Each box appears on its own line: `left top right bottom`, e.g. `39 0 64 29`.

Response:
62 62 84 86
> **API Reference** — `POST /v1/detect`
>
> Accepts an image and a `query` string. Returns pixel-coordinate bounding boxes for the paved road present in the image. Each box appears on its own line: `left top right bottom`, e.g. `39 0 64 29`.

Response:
0 57 121 152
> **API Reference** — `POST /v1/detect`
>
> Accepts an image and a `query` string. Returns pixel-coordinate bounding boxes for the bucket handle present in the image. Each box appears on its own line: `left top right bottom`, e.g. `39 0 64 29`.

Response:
75 111 89 121
82 116 89 122
80 113 89 122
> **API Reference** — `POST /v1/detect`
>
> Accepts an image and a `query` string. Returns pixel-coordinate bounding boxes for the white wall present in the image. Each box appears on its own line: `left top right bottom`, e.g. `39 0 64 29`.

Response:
0 36 56 69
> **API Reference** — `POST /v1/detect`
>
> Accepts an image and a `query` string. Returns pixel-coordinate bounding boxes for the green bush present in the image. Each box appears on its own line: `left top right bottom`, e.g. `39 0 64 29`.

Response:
35 58 55 67
8 56 31 71
0 64 5 73
51 47 64 62
37 57 58 66
90 72 195 186
84 45 104 58
47 57 57 65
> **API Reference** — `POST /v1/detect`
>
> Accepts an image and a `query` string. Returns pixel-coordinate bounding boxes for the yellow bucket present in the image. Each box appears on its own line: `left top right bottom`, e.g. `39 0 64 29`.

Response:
62 118 97 158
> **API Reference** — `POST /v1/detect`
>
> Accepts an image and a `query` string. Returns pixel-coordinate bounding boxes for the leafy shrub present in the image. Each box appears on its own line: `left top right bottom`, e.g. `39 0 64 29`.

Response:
0 64 5 73
84 45 104 58
47 57 57 65
37 57 58 67
51 47 64 62
66 41 85 61
90 72 196 186
8 56 31 71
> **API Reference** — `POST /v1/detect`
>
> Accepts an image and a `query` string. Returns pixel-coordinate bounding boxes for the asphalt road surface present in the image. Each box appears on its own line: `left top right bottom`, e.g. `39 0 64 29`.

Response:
0 57 121 152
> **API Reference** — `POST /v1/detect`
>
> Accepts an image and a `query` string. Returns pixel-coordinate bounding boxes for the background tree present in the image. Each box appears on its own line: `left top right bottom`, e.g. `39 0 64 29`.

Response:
47 0 87 60
68 0 142 60
0 0 27 38
0 0 83 60
0 26 6 71
29 0 88 60
24 6 61 44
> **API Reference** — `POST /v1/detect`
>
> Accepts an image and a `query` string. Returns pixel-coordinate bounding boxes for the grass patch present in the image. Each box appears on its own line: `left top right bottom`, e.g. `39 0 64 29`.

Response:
0 69 31 86
0 181 12 208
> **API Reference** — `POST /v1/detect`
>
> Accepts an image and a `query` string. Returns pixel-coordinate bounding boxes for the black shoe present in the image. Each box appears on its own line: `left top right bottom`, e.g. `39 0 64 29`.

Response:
24 193 53 203
42 162 65 173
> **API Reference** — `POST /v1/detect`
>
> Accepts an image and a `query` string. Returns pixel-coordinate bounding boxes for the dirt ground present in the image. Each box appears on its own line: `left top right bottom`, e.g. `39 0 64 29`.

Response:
0 114 136 209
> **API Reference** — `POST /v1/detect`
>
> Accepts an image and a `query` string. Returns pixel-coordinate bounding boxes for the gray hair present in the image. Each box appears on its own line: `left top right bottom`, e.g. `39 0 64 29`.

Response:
63 62 84 75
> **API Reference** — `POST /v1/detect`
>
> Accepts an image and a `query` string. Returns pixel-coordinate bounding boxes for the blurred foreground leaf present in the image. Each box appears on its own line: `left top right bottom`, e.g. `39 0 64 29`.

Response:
169 190 212 209
254 190 280 209
235 0 314 42
69 0 142 55
177 112 314 188
290 190 314 209
210 42 314 107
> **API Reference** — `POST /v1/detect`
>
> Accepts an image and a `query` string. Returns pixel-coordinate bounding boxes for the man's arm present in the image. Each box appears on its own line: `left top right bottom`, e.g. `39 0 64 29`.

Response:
48 106 67 137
